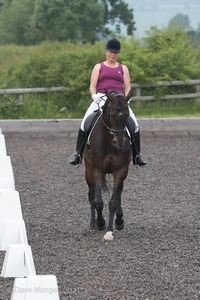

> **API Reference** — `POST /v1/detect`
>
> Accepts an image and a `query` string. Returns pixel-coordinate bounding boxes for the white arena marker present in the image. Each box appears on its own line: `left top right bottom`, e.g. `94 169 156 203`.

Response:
0 178 14 190
0 190 23 245
1 244 36 278
0 134 7 156
11 275 60 300
11 278 27 300
0 156 15 190
1 219 28 251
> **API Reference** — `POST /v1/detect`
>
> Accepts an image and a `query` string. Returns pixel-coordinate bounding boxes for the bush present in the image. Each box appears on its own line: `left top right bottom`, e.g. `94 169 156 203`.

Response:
0 27 200 118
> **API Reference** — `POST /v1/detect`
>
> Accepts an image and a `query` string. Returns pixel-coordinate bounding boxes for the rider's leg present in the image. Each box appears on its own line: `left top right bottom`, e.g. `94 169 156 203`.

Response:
129 108 148 166
132 130 148 166
68 129 87 165
68 98 104 165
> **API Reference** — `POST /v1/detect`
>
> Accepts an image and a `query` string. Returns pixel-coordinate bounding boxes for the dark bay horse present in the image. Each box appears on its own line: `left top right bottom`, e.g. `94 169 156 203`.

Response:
84 88 133 240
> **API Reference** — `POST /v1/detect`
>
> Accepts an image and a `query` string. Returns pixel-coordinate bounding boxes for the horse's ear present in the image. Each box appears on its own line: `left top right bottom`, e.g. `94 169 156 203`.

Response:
105 89 115 103
105 89 109 97
125 88 134 102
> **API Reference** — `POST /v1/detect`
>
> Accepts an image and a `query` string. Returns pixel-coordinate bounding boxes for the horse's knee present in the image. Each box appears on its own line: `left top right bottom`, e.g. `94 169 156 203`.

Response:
94 201 103 211
88 188 95 203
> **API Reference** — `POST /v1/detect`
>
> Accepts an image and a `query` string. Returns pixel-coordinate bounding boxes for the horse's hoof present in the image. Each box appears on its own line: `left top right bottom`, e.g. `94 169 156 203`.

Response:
115 219 124 230
104 231 113 241
96 219 106 231
96 224 106 231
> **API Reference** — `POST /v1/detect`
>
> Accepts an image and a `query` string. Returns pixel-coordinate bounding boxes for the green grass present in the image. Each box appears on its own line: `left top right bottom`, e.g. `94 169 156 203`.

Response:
0 93 74 119
0 94 200 119
129 98 200 118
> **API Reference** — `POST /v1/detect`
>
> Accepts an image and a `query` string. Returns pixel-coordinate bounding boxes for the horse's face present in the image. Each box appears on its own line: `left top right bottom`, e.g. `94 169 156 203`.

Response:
104 89 133 150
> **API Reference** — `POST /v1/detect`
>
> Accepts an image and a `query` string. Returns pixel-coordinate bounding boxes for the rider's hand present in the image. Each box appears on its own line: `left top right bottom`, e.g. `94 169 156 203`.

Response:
92 94 101 104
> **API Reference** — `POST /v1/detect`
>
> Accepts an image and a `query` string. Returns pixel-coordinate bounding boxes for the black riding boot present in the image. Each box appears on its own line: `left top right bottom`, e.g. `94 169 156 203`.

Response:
132 131 148 166
68 129 87 165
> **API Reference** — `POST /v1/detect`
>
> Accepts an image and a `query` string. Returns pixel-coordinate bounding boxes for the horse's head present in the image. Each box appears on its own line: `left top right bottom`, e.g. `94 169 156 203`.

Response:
102 88 133 150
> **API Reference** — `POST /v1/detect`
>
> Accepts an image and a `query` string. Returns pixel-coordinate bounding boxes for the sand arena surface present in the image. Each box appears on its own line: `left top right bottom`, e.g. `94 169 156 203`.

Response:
0 133 200 300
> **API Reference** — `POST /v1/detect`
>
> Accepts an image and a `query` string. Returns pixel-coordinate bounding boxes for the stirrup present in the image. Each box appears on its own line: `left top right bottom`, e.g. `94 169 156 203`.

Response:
68 153 82 165
135 154 148 167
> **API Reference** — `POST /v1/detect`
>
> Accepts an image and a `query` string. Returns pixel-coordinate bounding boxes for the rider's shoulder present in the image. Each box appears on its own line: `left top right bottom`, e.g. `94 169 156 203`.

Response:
93 63 102 71
95 63 102 68
122 64 129 73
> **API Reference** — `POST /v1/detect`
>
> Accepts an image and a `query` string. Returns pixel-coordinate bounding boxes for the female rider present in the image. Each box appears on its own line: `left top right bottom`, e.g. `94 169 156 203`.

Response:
68 38 147 167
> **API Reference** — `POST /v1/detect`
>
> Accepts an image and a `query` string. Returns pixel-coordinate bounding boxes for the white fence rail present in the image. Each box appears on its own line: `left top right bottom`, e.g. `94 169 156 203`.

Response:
0 80 200 101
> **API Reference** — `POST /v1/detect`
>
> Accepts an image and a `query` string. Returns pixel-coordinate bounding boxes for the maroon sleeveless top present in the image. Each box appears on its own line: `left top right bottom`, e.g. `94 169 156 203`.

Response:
96 63 124 94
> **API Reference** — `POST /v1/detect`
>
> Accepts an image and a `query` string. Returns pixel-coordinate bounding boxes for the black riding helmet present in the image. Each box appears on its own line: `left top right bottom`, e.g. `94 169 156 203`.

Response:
105 38 121 53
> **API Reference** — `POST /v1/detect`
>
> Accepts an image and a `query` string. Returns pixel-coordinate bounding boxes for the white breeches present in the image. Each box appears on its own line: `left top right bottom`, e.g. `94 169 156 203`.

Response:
80 93 139 132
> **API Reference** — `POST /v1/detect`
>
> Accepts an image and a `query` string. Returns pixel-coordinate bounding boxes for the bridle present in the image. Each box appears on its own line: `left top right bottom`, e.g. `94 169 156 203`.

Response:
101 99 129 136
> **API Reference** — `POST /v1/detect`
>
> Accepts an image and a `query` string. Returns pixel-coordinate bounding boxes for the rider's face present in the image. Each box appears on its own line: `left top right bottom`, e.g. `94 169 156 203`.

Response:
106 50 119 61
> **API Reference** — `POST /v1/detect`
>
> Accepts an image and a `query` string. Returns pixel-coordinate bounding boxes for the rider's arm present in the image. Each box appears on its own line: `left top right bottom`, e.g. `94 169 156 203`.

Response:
90 63 101 95
123 65 131 96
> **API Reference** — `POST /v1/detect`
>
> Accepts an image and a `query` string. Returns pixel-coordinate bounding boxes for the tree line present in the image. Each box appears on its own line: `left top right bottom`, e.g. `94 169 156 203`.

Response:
0 0 200 46
168 13 200 46
0 0 135 45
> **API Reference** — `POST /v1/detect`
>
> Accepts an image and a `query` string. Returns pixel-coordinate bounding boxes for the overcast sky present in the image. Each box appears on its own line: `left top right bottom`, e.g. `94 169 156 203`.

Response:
125 0 200 37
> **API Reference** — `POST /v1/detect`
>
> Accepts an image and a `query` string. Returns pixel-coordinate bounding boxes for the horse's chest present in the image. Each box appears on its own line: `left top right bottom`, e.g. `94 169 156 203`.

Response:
101 154 126 172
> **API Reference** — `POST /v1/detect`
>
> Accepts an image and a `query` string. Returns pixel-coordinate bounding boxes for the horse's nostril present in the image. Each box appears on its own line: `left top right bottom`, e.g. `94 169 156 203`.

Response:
113 140 121 150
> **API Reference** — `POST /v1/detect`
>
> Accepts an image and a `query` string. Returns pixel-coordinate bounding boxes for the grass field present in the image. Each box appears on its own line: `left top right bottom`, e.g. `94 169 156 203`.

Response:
0 94 200 119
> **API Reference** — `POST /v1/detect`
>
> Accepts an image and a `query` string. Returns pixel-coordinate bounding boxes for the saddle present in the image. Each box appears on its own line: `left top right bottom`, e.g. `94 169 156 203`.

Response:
84 110 101 145
84 110 135 145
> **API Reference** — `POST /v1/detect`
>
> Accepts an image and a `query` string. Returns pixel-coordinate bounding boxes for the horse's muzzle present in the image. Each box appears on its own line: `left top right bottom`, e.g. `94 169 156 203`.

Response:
113 134 126 150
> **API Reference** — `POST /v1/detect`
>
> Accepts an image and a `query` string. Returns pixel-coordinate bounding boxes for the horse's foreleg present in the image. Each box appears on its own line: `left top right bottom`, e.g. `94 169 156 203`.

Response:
115 196 124 230
85 161 97 230
104 183 123 240
94 185 106 230
88 187 96 230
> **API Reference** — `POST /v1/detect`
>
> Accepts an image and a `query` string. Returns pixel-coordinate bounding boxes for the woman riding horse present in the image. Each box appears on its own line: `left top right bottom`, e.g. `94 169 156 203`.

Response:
68 38 147 167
